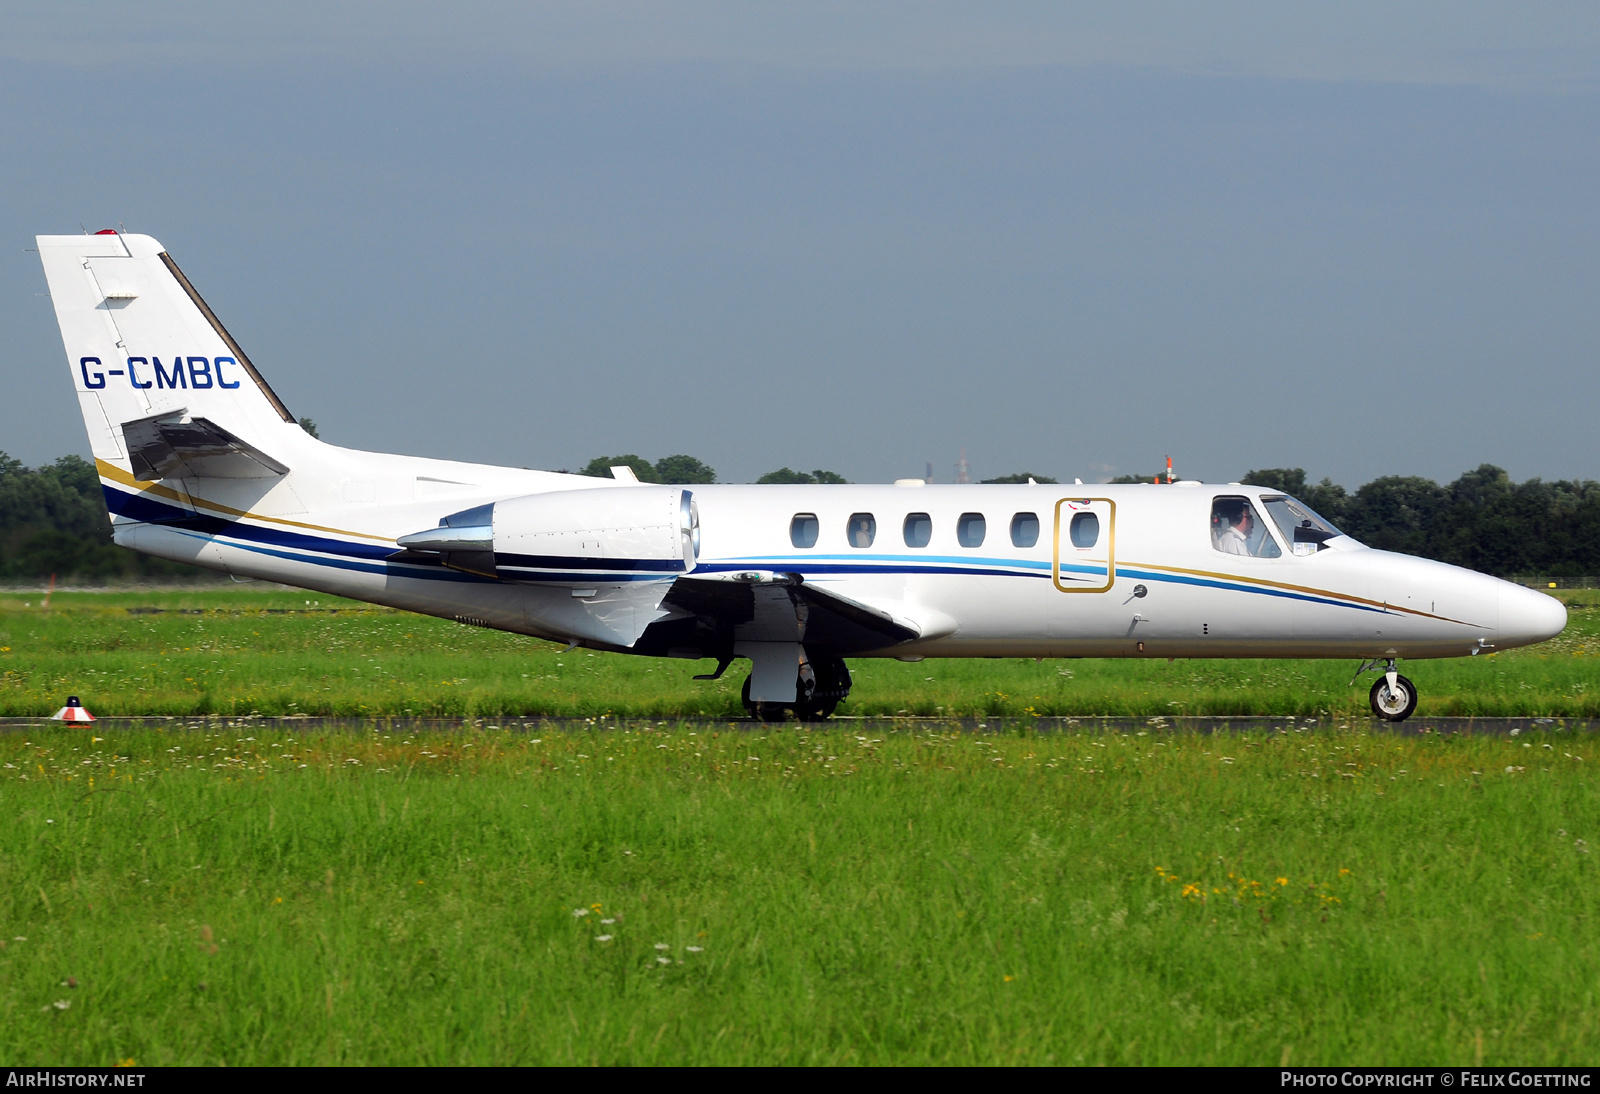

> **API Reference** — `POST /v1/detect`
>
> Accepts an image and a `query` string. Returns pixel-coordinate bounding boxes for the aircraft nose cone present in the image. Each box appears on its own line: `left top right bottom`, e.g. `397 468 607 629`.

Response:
1498 583 1567 648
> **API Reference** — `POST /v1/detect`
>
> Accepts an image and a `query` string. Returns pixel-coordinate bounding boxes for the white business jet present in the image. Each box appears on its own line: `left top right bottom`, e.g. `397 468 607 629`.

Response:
37 232 1567 722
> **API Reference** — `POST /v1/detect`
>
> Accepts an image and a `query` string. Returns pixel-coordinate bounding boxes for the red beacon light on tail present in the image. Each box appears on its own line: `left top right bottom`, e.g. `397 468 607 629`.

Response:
51 696 96 723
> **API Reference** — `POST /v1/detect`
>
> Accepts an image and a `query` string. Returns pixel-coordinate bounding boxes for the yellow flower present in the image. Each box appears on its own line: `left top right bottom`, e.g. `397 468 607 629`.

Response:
1275 877 1288 886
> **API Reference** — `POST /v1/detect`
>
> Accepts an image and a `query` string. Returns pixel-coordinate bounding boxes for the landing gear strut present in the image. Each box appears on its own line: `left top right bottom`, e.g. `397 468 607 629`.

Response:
1358 657 1418 722
741 657 852 722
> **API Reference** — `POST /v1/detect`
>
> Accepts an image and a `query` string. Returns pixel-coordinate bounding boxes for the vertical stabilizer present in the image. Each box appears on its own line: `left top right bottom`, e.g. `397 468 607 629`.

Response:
36 232 303 478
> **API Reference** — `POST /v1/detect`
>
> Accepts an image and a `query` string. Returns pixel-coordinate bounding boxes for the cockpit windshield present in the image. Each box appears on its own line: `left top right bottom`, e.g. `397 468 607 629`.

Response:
1260 495 1346 555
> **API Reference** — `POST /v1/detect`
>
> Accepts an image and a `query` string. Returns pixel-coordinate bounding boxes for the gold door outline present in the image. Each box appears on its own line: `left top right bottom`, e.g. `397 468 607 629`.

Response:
1053 498 1116 593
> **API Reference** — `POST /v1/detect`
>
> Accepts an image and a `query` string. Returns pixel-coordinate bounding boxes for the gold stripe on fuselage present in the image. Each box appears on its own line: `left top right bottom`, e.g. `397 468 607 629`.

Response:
96 459 395 544
95 457 1487 629
1127 560 1479 627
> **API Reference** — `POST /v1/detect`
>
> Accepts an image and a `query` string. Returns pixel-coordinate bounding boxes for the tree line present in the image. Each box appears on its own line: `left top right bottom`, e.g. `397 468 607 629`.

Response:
1 450 1594 580
0 453 199 581
578 455 849 485
578 454 1056 486
1240 465 1600 578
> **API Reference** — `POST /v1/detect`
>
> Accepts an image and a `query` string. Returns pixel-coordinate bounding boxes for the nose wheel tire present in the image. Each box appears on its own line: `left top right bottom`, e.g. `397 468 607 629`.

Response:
1369 674 1418 722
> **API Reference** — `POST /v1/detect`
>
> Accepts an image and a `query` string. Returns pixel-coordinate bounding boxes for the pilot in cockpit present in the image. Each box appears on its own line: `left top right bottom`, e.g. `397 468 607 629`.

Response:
1213 499 1255 556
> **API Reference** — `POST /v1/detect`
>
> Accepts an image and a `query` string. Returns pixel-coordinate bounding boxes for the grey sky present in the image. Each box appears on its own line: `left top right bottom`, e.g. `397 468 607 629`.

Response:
4 4 1599 486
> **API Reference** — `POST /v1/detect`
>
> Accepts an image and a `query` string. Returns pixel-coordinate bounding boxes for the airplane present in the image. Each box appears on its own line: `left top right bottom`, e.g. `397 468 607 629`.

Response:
35 231 1568 723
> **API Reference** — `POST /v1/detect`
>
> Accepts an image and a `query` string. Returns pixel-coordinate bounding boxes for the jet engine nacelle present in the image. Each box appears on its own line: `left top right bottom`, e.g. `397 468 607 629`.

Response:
398 485 700 581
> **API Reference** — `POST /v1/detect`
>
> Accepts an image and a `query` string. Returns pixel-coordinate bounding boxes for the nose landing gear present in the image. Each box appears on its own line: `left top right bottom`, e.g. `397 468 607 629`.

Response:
1369 672 1418 721
1356 657 1418 722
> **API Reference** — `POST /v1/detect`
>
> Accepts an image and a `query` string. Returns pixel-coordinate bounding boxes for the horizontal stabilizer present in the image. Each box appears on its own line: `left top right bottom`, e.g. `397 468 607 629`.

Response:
123 411 289 481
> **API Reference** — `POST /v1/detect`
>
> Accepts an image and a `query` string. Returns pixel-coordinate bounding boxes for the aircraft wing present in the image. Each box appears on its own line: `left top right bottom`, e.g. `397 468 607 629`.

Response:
662 574 945 652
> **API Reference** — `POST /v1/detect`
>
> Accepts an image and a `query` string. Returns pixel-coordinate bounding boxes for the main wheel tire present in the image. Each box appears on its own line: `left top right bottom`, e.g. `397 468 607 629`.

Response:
741 675 794 722
1369 674 1418 722
797 657 850 721
795 699 837 722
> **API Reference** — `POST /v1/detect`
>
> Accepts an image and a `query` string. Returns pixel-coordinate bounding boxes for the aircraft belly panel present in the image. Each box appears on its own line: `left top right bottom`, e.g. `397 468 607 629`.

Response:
902 572 1043 642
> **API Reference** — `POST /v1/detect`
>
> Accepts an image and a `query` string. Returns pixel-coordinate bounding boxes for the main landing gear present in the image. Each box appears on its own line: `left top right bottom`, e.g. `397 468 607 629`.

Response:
1356 657 1418 722
741 657 852 722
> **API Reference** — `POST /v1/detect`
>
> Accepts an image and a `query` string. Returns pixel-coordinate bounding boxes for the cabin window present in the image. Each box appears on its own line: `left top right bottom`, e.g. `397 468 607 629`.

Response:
790 513 819 549
957 512 986 548
847 513 877 548
1010 512 1039 548
1210 496 1281 558
1069 512 1099 549
903 513 932 548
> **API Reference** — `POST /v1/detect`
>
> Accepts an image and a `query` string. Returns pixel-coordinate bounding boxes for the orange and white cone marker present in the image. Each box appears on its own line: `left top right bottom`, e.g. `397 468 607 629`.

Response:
50 696 96 723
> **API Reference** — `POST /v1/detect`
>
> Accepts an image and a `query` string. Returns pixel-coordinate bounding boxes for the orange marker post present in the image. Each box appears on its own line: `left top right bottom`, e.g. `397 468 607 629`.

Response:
50 696 96 723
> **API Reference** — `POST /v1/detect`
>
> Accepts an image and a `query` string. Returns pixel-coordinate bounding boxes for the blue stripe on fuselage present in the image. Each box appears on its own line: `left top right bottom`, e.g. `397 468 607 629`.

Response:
102 481 1393 612
103 484 397 560
496 552 684 572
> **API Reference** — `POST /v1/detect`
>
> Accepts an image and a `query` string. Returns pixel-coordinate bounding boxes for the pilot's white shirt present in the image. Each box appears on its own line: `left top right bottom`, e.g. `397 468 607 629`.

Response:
1217 525 1250 555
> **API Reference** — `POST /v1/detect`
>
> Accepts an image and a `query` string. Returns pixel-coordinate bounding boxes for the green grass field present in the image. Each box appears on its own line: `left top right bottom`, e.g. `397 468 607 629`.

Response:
0 587 1594 720
0 723 1595 1064
0 588 1596 1065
